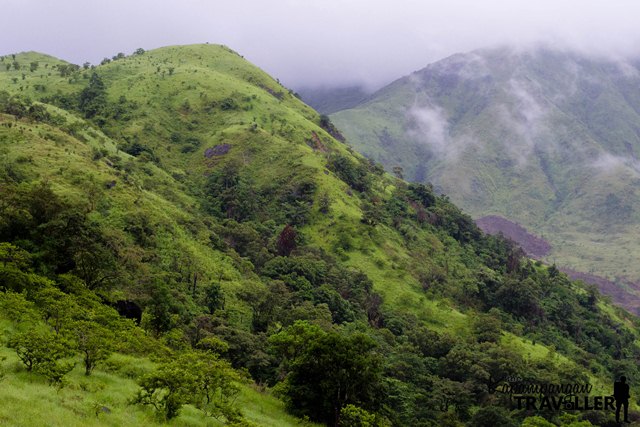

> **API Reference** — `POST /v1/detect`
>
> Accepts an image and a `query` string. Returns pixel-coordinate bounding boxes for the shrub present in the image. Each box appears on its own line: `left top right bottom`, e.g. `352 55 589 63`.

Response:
134 351 241 420
8 328 74 385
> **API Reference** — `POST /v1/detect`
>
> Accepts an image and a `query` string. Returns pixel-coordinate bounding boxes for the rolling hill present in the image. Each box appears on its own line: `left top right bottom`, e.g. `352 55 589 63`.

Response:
0 44 639 426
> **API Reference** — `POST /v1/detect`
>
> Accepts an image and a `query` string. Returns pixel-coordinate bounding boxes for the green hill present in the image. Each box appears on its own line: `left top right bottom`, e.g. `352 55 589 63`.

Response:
0 44 639 426
331 47 640 309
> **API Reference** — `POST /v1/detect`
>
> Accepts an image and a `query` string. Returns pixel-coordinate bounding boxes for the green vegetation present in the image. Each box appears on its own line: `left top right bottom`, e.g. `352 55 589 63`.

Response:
0 45 638 426
330 47 640 293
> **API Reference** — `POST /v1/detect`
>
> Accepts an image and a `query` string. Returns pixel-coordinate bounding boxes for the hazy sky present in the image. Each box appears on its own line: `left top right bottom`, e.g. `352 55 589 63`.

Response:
3 0 640 89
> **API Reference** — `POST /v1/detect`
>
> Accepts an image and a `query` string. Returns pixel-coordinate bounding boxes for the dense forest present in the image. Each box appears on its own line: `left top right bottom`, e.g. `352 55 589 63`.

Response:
0 45 639 426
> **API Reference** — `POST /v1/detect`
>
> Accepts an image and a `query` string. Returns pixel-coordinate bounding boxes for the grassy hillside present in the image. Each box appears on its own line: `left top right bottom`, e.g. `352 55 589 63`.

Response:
331 47 640 299
0 45 639 426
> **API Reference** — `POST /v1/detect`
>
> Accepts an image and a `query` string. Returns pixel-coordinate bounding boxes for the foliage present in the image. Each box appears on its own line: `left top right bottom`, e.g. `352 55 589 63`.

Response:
270 321 383 425
8 328 74 384
339 404 383 427
134 351 241 420
73 320 115 375
0 45 639 427
327 153 371 192
276 224 298 256
79 72 107 119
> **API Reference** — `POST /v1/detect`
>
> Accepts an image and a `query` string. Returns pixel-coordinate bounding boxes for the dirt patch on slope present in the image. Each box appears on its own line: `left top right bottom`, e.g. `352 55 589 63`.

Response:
475 215 640 314
561 268 640 315
476 215 551 258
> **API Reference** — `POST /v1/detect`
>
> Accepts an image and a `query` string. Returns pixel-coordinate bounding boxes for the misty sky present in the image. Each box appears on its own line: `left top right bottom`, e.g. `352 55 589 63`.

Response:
3 0 640 90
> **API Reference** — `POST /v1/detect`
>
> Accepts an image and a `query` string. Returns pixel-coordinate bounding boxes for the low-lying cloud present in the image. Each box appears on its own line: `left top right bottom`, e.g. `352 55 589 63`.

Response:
3 1 640 90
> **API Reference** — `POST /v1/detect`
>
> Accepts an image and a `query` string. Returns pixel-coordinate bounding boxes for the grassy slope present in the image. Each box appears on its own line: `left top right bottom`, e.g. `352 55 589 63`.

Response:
78 44 472 330
0 321 311 427
1 45 638 424
0 119 313 427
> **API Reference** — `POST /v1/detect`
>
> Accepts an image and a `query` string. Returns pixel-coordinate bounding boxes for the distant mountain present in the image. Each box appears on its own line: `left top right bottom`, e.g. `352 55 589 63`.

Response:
331 46 640 292
297 85 370 114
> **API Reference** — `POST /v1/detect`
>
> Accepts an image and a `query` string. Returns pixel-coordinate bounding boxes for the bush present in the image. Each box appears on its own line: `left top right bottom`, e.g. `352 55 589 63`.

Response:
8 328 74 385
327 154 371 193
134 351 241 420
339 404 377 426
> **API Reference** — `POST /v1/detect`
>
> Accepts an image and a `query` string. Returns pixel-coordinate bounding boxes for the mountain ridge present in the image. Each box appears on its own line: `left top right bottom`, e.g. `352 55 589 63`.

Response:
331 45 640 298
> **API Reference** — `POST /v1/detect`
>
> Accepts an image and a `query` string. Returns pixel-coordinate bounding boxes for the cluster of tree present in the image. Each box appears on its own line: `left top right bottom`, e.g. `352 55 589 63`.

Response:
42 72 137 129
327 152 372 193
134 351 241 421
319 114 346 142
0 91 63 125
0 246 133 384
55 63 80 78
0 243 253 422
205 159 317 226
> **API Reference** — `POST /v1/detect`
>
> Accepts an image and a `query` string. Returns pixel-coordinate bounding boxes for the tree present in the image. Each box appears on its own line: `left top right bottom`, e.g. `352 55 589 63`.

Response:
33 286 79 334
319 192 331 214
361 200 385 226
79 72 107 118
339 404 380 427
0 242 31 269
134 352 241 420
73 320 114 375
144 284 175 335
469 406 516 427
522 416 555 427
392 166 404 180
276 224 297 256
204 282 224 313
29 61 38 72
472 311 502 343
270 322 383 426
8 328 74 384
327 154 371 193
0 291 39 323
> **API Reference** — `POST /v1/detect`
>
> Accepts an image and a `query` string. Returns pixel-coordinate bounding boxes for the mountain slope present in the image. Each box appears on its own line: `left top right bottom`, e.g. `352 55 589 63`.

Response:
296 85 370 115
331 46 640 304
1 45 639 426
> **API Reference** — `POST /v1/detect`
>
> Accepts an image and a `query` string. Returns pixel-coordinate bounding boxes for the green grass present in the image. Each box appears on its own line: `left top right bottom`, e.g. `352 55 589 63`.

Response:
0 346 316 427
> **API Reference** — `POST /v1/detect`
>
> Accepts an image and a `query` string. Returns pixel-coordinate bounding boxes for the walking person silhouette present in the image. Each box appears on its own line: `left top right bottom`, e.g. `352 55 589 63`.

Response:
614 376 630 423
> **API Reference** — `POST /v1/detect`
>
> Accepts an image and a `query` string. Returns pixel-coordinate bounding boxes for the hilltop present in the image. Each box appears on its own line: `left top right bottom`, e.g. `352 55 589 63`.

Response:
0 44 639 426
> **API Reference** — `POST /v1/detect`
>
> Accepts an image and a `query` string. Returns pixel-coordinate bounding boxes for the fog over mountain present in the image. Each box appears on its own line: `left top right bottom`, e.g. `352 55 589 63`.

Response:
330 46 640 309
4 0 640 89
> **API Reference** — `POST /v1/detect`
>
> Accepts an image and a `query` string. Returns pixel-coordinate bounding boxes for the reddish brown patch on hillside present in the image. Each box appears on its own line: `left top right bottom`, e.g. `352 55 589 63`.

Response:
475 217 640 314
306 131 327 152
561 268 640 315
204 144 231 158
476 215 551 258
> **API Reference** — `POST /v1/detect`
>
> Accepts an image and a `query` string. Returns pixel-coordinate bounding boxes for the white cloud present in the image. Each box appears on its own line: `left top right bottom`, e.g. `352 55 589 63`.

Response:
3 1 640 88
407 104 451 156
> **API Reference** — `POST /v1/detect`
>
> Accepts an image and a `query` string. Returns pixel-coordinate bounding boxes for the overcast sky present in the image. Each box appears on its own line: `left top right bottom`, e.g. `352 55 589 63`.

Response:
3 0 640 90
